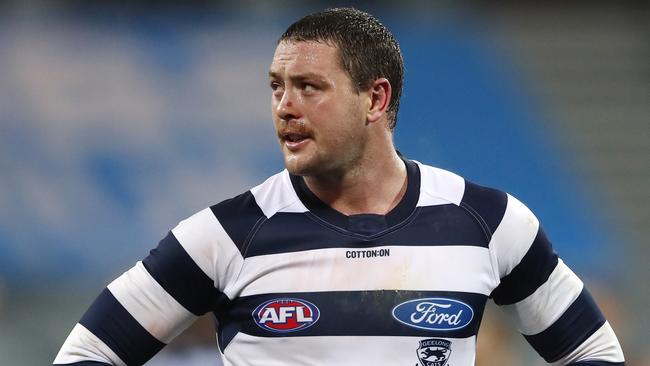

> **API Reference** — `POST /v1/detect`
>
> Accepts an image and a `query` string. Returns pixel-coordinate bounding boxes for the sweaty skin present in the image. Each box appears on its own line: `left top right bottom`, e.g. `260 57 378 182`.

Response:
269 40 405 216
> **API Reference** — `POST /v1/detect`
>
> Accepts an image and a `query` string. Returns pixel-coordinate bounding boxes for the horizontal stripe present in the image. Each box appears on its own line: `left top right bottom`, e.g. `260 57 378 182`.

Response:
54 362 111 366
217 290 486 350
171 208 244 295
143 231 221 315
503 259 583 334
389 205 490 247
79 289 164 365
107 262 197 343
222 333 477 366
553 322 625 365
490 194 540 278
246 205 492 258
416 162 465 206
491 228 558 305
234 245 497 297
568 362 624 366
524 288 606 363
211 190 267 253
250 170 307 217
53 323 125 366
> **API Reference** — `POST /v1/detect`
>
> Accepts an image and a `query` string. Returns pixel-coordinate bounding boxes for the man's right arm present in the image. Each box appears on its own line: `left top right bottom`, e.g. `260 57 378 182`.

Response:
53 207 241 365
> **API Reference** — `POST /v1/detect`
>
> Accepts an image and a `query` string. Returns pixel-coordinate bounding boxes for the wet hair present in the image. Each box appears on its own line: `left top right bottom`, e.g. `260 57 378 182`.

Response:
279 7 404 130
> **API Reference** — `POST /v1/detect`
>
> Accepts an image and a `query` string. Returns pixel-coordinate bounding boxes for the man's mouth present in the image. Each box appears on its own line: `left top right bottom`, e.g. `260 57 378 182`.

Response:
281 132 311 151
285 133 307 143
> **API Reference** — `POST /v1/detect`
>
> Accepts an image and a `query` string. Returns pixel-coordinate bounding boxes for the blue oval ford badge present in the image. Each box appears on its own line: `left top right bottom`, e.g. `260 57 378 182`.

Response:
392 298 474 331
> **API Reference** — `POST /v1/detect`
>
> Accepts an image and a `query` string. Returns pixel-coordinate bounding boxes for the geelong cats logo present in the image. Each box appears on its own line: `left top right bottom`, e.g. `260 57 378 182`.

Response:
392 298 473 331
417 338 452 366
252 298 320 333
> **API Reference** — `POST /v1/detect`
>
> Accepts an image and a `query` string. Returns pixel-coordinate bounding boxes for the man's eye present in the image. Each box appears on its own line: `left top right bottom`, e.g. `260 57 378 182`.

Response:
302 83 317 92
270 82 282 91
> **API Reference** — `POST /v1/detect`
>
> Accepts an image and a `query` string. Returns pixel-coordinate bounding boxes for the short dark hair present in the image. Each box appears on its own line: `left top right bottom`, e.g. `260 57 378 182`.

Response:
279 7 404 130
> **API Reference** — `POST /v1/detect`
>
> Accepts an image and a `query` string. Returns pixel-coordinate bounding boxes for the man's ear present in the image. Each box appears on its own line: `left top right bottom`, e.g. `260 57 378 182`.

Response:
366 78 392 124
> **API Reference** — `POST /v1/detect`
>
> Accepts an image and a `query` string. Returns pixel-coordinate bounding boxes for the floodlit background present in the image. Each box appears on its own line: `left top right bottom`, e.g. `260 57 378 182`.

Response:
0 1 648 365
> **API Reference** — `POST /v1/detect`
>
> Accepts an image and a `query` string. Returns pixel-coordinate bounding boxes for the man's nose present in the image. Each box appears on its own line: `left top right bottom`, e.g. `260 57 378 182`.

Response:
276 89 299 121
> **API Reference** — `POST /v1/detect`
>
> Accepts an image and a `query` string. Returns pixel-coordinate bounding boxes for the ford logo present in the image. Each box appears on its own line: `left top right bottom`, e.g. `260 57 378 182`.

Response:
392 298 474 331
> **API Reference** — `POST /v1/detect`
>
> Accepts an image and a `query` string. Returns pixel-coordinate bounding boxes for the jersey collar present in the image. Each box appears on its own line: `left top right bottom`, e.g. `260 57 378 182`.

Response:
288 158 421 236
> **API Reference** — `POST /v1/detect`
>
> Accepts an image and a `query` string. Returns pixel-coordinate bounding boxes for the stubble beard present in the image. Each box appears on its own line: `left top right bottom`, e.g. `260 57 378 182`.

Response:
281 107 369 179
282 148 325 177
283 135 367 182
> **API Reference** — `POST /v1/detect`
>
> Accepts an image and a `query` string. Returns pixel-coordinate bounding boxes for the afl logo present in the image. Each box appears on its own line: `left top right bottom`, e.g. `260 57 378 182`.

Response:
253 298 320 333
392 298 473 331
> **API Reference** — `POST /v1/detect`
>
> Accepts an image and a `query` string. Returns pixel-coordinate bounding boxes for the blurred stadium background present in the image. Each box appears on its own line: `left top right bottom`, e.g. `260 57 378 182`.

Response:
0 1 648 365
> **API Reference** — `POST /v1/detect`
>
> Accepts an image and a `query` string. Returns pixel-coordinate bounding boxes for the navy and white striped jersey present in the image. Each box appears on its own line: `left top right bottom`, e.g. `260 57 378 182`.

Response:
54 160 625 365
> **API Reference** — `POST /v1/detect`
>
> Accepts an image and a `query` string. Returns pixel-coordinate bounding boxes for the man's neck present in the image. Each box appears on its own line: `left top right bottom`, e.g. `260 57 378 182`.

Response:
302 150 407 216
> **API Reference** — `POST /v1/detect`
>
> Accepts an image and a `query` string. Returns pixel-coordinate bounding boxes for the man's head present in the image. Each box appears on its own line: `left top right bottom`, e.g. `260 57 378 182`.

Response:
270 8 404 177
279 8 404 129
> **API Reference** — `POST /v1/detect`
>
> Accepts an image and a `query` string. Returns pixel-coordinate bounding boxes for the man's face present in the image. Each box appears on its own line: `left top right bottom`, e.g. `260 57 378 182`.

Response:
269 40 370 177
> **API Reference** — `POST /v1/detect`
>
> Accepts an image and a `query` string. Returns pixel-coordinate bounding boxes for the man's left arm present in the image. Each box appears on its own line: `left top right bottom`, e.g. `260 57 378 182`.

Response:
489 193 625 365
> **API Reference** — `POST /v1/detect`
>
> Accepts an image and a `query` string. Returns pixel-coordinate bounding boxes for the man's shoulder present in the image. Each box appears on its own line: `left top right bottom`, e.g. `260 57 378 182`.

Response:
209 169 305 221
415 161 466 206
172 170 301 252
415 161 505 205
416 161 509 234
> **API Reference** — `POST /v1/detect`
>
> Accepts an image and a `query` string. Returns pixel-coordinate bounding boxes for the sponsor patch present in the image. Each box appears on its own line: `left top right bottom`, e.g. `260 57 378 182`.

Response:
252 298 320 333
392 298 473 331
417 338 452 366
345 248 390 259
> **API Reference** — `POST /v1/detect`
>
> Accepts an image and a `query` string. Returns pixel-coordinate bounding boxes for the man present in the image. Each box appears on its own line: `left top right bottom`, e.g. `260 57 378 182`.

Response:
54 7 625 366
